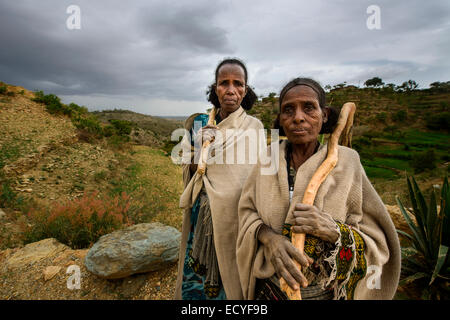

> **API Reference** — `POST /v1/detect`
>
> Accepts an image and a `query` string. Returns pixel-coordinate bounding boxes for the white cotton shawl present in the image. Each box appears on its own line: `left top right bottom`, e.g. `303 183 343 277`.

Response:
174 106 264 300
236 140 401 300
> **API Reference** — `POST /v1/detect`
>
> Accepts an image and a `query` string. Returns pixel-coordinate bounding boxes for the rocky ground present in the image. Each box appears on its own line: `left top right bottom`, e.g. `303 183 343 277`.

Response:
0 84 183 300
0 238 178 300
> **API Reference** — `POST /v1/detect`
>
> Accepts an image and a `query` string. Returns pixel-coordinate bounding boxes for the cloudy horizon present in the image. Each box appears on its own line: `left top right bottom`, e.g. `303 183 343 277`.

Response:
0 0 449 116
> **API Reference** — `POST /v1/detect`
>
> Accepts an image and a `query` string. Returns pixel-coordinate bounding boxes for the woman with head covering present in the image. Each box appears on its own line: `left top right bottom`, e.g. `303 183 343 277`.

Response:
236 77 401 300
174 58 264 300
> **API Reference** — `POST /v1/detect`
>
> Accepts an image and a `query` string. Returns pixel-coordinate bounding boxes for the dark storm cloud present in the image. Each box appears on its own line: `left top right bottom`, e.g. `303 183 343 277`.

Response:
135 3 233 53
0 0 448 115
0 0 231 100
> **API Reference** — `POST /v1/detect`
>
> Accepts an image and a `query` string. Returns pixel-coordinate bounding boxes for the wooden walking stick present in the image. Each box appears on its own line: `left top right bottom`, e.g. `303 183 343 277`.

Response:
197 107 217 175
280 102 357 300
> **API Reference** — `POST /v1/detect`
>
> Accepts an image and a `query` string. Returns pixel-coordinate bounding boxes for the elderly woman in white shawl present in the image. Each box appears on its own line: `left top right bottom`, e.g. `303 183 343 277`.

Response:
174 58 264 300
237 78 401 300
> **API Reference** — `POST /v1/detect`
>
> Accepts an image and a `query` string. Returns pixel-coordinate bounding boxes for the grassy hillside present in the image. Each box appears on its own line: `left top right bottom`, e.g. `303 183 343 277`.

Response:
0 82 184 251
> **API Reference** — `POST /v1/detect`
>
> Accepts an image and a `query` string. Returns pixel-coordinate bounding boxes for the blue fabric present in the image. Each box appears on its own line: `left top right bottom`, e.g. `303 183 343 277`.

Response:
181 197 227 300
190 114 210 146
182 112 226 300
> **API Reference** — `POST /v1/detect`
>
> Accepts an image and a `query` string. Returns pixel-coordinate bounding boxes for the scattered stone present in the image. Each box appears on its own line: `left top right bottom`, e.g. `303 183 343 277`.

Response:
43 266 62 281
6 238 69 269
0 208 6 219
85 222 181 279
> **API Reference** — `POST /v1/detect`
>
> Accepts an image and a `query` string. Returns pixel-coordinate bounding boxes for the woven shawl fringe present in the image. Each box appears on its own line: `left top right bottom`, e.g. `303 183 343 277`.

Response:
191 191 220 287
323 223 358 300
302 239 334 290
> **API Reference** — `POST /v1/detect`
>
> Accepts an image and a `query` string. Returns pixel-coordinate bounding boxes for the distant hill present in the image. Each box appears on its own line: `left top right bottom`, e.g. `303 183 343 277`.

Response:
91 109 183 146
158 116 188 122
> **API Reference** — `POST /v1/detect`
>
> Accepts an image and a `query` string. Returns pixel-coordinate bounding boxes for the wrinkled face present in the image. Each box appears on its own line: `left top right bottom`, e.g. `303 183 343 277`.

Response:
215 64 247 114
279 85 327 145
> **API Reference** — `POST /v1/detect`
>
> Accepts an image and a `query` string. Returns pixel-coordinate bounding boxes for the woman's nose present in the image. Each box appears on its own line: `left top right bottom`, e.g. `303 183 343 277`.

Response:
225 85 236 95
293 108 305 123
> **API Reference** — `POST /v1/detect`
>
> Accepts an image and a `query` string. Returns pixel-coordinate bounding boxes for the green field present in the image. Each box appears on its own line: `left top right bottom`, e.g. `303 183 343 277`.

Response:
358 129 449 180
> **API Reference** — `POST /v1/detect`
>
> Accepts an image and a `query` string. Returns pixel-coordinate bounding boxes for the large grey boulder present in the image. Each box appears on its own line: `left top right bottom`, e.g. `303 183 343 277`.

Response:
84 222 181 279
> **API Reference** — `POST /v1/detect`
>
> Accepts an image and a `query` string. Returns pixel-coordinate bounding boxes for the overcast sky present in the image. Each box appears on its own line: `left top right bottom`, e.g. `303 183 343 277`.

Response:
0 0 449 116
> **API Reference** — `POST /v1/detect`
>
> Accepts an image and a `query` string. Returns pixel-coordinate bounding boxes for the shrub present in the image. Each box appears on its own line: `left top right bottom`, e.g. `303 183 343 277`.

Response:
410 150 436 173
33 91 72 115
0 85 7 94
396 176 449 300
32 91 89 117
102 125 116 137
108 119 135 136
68 102 88 115
72 116 103 138
425 112 450 132
392 110 408 122
23 191 133 249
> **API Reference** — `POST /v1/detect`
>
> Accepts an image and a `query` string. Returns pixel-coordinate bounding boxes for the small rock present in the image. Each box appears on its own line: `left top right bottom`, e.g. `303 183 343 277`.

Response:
6 238 69 269
43 266 62 281
0 208 6 219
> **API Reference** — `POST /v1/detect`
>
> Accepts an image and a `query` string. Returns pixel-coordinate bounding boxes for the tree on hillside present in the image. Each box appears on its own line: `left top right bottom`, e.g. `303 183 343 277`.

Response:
333 82 347 89
364 77 384 88
429 81 450 93
398 80 419 92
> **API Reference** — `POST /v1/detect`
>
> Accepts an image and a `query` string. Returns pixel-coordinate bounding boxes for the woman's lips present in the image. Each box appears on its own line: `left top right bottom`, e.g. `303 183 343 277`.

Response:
291 128 308 135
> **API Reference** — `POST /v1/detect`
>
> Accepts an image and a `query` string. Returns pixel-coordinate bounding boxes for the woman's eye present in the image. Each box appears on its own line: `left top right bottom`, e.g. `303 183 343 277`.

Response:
283 106 294 114
305 104 315 111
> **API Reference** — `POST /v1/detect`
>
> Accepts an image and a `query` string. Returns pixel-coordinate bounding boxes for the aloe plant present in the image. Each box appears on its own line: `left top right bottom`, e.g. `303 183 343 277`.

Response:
396 176 449 299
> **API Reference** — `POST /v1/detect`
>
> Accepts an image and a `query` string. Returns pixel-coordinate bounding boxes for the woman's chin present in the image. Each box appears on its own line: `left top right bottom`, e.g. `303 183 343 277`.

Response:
220 104 240 113
286 135 316 145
